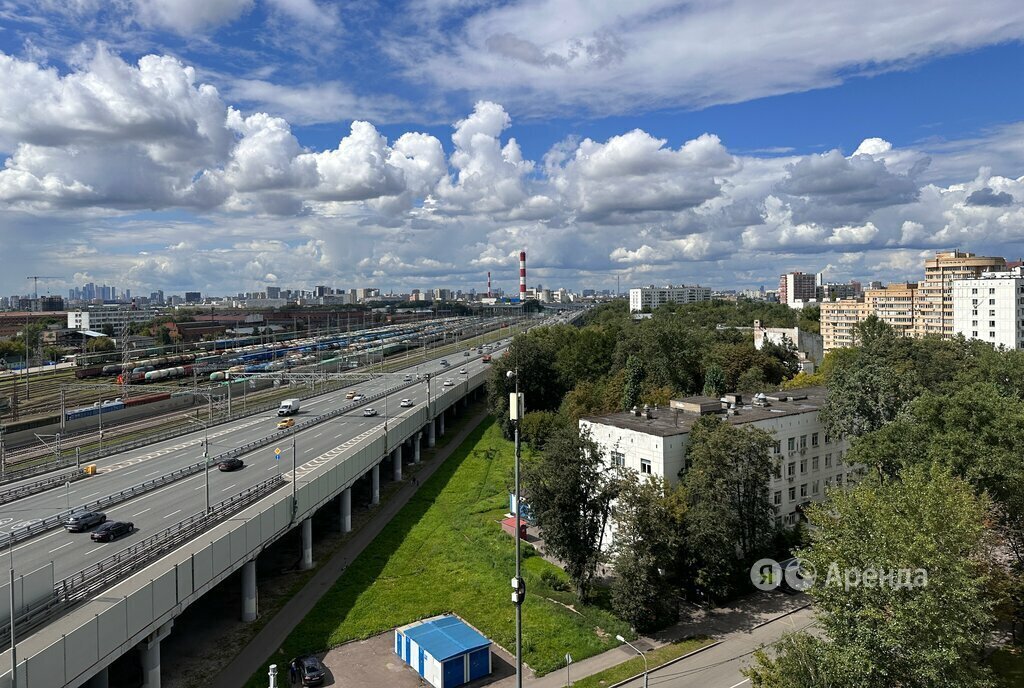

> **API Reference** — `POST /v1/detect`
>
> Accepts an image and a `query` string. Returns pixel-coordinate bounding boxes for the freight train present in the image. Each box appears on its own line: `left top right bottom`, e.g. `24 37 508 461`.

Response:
74 354 196 379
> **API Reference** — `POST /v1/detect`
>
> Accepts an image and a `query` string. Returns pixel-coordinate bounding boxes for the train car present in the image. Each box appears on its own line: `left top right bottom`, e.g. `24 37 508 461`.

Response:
74 365 106 379
123 392 171 407
65 400 125 421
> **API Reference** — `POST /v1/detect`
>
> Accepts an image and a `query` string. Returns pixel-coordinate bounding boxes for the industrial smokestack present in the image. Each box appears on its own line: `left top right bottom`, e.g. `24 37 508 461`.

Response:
487 271 492 298
519 250 527 299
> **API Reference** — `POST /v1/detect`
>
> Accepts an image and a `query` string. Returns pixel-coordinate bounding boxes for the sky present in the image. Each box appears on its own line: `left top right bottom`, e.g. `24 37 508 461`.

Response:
2 1 1024 299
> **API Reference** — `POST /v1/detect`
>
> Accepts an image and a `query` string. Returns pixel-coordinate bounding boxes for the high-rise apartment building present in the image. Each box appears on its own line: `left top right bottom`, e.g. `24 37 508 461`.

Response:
866 282 917 337
628 284 711 312
778 272 817 306
914 251 1006 339
820 298 873 350
952 267 1024 349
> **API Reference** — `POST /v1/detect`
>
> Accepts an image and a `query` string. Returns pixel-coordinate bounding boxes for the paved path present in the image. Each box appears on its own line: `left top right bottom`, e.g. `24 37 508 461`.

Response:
209 407 490 688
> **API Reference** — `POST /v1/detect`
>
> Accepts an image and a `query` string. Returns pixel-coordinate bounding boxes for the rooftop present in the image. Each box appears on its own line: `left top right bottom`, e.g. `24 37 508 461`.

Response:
581 386 828 437
399 615 490 662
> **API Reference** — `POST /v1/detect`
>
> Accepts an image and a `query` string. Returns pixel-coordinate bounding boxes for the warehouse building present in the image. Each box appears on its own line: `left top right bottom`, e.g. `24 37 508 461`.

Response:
395 615 492 688
580 387 857 527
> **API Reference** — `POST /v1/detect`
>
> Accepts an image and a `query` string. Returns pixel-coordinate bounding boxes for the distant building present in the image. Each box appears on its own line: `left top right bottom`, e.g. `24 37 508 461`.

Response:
753 320 823 372
628 284 711 312
778 272 817 306
67 307 155 332
265 286 281 299
184 291 202 304
915 250 1005 339
953 267 1024 349
581 387 857 528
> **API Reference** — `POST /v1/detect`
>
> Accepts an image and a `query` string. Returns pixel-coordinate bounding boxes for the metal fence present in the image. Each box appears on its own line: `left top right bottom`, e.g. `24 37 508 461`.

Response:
0 469 86 507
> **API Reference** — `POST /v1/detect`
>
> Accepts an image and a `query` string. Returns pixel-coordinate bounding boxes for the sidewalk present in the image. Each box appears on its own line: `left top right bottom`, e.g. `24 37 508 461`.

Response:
209 407 490 688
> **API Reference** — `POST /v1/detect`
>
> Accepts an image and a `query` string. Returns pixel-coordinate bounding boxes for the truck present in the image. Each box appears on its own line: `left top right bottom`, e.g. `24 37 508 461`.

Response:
277 398 301 416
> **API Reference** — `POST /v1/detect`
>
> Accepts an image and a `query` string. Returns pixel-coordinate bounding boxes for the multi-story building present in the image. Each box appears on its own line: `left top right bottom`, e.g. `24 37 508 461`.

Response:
753 320 823 372
67 307 156 331
952 267 1024 349
914 251 1006 339
866 282 917 337
580 387 855 527
778 272 817 306
819 298 873 351
628 284 712 312
184 291 202 304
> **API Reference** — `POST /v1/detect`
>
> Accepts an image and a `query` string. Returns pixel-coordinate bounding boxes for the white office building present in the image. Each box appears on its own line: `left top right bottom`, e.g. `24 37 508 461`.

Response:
628 284 712 312
67 307 157 331
952 267 1024 349
580 387 856 527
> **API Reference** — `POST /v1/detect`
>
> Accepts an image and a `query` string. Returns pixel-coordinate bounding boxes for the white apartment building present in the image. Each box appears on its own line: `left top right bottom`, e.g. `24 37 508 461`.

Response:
952 267 1024 349
67 307 157 331
580 387 855 527
628 284 712 312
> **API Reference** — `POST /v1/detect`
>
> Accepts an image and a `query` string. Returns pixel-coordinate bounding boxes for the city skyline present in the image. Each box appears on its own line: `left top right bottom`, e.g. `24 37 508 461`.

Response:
2 3 1024 296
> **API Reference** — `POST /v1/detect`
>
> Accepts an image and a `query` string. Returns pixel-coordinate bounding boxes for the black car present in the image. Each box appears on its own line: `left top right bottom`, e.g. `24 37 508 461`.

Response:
217 458 244 471
90 521 133 542
297 656 325 686
63 510 106 533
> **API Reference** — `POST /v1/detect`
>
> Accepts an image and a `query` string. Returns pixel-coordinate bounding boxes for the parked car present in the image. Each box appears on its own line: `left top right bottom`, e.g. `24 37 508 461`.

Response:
363 407 378 417
217 458 244 471
297 655 326 686
400 399 414 407
443 378 454 386
277 418 295 429
90 521 133 542
63 510 106 533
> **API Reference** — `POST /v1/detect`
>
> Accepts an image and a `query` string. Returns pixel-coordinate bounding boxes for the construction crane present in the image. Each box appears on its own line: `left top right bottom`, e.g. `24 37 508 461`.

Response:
25 276 60 308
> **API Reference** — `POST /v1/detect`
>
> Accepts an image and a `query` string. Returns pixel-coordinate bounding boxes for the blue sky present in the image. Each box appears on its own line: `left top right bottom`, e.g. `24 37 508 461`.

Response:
2 1 1024 297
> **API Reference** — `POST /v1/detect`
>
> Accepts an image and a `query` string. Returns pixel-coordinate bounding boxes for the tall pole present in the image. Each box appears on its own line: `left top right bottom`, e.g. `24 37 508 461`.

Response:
510 367 523 688
616 636 648 688
291 429 297 516
203 423 209 514
9 544 15 688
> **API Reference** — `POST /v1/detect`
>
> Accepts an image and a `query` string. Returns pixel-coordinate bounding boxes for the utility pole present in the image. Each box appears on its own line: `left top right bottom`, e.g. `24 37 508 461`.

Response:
508 367 525 688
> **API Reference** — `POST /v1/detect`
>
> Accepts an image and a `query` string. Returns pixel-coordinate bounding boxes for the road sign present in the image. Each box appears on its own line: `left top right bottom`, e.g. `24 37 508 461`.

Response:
275 448 282 460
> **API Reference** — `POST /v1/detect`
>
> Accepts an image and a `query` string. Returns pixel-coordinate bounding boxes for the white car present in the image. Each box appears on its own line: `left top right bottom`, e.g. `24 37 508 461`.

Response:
400 398 414 408
403 374 412 382
459 368 467 374
352 394 365 401
443 378 454 386
362 407 378 417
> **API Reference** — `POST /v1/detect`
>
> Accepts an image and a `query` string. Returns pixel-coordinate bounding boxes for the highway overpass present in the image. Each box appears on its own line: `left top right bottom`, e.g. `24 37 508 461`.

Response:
0 336 511 688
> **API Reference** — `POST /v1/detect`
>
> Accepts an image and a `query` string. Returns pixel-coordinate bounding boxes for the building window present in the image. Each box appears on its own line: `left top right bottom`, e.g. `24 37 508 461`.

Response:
812 456 819 471
788 487 796 501
825 453 832 468
990 299 996 305
774 462 782 479
991 332 996 339
990 321 996 327
990 310 996 316
811 432 819 447
774 491 782 506
800 483 808 498
640 459 652 475
799 459 807 474
787 462 795 477
836 473 843 486
972 320 978 327
972 288 978 294
973 331 978 337
787 437 795 451
799 435 807 449
824 433 831 444
773 440 781 454
610 451 625 468
812 480 820 495
990 288 996 294
825 477 832 487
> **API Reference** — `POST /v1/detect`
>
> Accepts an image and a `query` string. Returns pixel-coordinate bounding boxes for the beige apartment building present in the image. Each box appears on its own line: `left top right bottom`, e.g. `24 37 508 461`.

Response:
867 282 918 337
914 251 1006 338
820 298 873 350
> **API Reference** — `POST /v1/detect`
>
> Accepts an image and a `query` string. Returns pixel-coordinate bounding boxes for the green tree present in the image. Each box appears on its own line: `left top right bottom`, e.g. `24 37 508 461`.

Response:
519 411 566 451
611 472 687 631
522 426 618 601
702 363 726 398
748 467 996 688
746 632 836 688
622 354 643 411
156 326 172 345
86 336 115 352
684 416 774 601
818 361 917 439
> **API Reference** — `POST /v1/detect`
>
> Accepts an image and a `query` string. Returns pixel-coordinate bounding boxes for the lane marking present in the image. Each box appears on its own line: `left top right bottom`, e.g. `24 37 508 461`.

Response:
48 541 74 554
85 545 106 555
130 508 151 518
728 681 751 688
220 484 237 492
164 509 181 519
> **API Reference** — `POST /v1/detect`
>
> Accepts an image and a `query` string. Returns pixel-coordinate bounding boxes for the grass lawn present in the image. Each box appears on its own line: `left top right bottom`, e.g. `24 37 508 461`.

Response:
991 644 1024 686
569 637 714 688
247 417 633 686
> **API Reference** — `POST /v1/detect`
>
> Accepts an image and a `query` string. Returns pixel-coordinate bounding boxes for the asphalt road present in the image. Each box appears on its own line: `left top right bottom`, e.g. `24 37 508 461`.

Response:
0 343 504 580
611 606 816 688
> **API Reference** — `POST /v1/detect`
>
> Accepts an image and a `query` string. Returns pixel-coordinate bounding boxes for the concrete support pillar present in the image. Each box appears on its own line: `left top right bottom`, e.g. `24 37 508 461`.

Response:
241 559 257 622
87 667 109 688
414 432 422 464
340 487 352 533
139 621 172 688
439 410 446 436
371 464 380 505
392 447 402 482
300 518 313 570
428 418 436 448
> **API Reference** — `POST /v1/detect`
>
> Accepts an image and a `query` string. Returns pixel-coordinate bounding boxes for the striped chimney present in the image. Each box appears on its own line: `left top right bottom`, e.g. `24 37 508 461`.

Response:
487 271 491 298
519 251 527 298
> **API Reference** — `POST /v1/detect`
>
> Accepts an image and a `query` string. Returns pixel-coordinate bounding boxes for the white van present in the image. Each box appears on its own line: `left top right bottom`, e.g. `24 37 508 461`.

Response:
277 398 301 416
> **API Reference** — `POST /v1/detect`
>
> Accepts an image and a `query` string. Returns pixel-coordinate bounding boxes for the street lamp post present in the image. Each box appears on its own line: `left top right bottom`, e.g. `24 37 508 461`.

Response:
615 636 648 688
508 368 524 688
183 415 211 514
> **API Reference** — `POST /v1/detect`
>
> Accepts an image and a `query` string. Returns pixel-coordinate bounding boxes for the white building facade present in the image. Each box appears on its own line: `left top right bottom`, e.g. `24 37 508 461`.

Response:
628 284 712 312
952 267 1024 349
580 387 855 527
67 307 157 331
